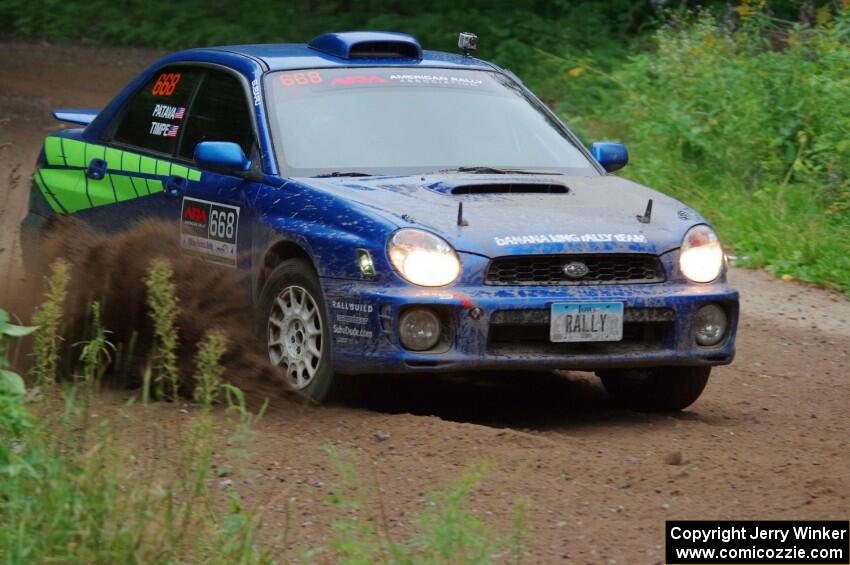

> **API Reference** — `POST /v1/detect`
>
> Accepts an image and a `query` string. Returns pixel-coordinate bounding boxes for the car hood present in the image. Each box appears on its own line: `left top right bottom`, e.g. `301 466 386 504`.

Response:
297 174 704 258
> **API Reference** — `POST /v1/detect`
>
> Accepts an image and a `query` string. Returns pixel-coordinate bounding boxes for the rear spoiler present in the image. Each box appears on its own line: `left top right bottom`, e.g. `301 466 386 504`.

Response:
52 109 99 126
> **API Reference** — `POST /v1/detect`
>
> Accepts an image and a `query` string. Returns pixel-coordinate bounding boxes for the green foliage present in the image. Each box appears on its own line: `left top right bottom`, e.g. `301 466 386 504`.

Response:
0 0 657 51
0 340 272 564
579 7 850 290
319 447 524 564
144 258 180 401
0 309 37 435
75 301 116 386
194 329 228 408
30 258 71 385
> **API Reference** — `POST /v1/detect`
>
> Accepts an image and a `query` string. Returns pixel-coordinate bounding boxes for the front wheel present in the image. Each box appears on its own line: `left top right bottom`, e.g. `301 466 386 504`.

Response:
597 366 711 412
259 259 338 401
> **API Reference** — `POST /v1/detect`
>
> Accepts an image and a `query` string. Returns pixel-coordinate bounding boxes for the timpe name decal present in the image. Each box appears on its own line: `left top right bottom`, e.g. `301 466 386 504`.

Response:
495 233 648 246
150 122 179 137
151 104 185 120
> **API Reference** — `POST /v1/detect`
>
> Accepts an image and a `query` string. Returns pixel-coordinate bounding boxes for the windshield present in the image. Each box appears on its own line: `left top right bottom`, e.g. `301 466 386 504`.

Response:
265 68 598 177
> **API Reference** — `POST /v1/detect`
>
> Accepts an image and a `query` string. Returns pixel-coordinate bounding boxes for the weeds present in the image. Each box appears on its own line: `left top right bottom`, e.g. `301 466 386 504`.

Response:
29 258 71 384
75 301 115 386
4 295 523 563
144 258 180 401
0 299 273 564
194 330 228 408
319 447 526 564
578 7 850 291
0 308 37 435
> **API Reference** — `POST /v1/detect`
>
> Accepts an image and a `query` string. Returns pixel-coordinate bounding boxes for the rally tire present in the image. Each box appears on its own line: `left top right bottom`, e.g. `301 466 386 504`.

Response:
598 366 711 412
259 259 338 402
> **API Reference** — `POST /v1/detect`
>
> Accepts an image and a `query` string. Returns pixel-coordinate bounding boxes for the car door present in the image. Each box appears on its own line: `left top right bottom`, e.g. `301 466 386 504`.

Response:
38 67 206 230
172 68 260 269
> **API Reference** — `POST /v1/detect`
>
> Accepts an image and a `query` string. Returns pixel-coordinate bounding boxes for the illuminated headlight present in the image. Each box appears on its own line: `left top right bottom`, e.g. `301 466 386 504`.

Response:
679 225 724 283
388 229 461 287
694 304 728 346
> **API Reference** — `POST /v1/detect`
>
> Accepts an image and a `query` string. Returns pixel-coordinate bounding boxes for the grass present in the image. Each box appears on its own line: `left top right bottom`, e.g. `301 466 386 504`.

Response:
0 256 522 563
315 448 526 564
144 258 180 401
564 7 850 292
1 261 275 563
194 330 228 408
29 258 71 384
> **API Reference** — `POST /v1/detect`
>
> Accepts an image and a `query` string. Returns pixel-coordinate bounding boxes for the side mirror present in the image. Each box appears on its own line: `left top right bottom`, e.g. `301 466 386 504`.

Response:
591 141 629 173
194 141 252 173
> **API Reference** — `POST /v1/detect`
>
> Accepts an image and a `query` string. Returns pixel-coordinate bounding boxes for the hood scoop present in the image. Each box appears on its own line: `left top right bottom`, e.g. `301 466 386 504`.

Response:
451 183 568 195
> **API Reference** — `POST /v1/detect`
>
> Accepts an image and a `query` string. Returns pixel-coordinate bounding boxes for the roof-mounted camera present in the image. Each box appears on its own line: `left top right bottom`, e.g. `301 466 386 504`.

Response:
458 32 478 57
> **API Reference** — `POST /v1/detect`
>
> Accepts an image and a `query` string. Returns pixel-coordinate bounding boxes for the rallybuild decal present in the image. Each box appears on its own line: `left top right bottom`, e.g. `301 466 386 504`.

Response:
330 300 374 342
180 197 239 266
494 233 648 246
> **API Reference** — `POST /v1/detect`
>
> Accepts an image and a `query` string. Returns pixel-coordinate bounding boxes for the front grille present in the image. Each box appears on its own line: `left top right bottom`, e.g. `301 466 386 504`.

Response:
487 307 675 355
490 308 676 326
484 254 665 286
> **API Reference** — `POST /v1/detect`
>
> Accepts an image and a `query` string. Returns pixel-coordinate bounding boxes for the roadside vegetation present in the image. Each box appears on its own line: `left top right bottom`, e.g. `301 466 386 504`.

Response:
578 5 850 291
0 260 522 563
1 0 847 290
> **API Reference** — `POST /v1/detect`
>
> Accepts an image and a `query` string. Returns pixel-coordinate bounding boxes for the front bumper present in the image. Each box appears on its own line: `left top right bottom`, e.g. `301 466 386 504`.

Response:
322 277 739 375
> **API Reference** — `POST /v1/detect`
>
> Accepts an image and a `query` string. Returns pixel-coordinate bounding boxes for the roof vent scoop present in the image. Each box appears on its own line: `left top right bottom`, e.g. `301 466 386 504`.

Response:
308 31 423 61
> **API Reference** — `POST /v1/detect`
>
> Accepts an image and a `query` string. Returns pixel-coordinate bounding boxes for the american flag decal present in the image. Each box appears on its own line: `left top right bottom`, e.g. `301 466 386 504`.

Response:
165 125 179 137
174 107 186 120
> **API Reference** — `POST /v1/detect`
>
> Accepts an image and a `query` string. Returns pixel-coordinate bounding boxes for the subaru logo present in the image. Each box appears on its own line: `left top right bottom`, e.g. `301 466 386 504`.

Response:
563 261 589 279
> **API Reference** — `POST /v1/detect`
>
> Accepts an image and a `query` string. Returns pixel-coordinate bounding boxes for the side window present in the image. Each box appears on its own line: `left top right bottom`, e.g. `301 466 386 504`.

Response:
112 67 201 155
178 71 255 161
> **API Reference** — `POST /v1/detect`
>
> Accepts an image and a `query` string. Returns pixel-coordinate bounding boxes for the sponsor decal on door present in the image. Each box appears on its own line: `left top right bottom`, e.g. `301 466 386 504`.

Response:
180 196 239 266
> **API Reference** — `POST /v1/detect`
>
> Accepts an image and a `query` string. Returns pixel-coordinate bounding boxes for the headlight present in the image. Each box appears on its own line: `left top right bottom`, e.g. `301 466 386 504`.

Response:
679 225 724 283
694 304 728 346
399 308 442 351
388 229 461 287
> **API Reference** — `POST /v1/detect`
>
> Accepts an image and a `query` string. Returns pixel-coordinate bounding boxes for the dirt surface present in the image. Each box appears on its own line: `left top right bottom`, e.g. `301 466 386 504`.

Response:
1 42 849 563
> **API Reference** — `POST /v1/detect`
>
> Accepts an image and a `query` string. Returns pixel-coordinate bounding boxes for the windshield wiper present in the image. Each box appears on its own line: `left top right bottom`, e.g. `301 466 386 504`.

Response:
432 166 563 175
312 171 374 178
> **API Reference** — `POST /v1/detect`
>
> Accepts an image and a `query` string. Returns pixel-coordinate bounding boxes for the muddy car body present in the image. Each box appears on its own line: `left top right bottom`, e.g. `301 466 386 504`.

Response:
21 31 739 408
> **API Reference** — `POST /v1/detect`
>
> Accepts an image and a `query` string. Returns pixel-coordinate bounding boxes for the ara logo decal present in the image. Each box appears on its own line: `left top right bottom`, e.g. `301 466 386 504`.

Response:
182 205 208 226
330 75 389 86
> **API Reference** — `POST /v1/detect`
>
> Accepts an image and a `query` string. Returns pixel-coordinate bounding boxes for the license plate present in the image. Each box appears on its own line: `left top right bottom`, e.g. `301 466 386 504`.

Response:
550 302 624 342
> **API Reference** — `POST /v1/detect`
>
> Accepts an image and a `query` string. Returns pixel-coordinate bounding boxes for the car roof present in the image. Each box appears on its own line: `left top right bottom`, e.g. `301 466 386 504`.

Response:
196 31 497 72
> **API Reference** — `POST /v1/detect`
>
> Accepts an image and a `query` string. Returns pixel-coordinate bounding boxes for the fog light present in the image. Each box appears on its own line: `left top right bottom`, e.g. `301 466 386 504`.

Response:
694 304 727 346
399 308 441 351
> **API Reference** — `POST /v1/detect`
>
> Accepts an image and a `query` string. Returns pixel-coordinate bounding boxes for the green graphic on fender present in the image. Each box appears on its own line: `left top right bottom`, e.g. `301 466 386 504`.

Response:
36 136 201 213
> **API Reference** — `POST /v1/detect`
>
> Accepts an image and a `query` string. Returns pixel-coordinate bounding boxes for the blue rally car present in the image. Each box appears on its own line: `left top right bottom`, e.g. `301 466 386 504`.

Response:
21 31 738 410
